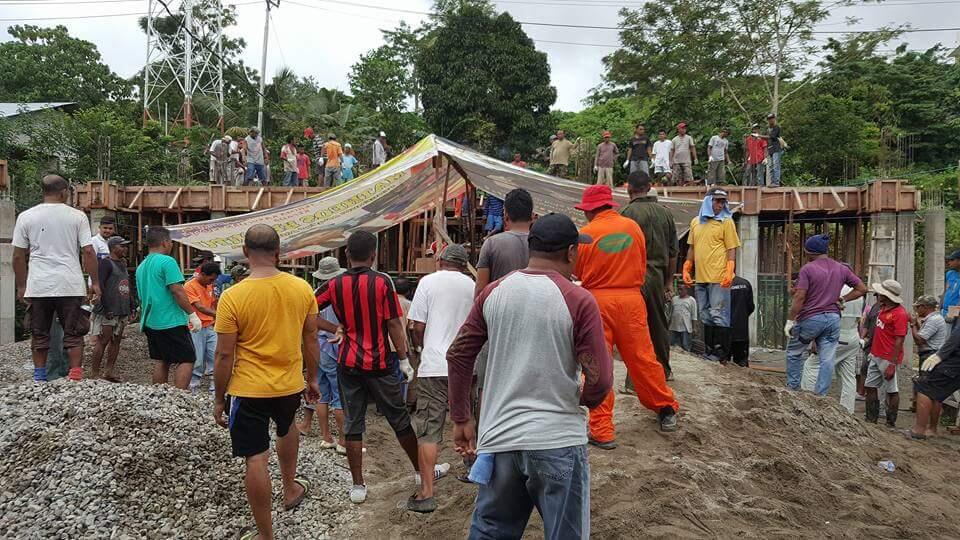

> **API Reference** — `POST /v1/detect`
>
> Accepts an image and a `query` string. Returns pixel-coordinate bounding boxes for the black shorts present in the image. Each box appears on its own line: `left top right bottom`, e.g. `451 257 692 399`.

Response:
144 326 196 365
914 362 960 403
227 392 301 457
338 365 411 440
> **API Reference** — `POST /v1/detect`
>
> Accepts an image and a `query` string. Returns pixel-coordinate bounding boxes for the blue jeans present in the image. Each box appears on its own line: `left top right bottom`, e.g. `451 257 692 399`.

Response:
245 162 266 183
317 350 341 408
485 214 503 233
769 151 782 186
695 283 731 327
671 330 692 351
282 170 299 186
469 445 589 540
785 312 840 393
190 326 217 385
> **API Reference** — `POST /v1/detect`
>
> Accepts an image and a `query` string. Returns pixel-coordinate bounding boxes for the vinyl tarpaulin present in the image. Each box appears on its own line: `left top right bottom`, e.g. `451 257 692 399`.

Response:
167 135 703 259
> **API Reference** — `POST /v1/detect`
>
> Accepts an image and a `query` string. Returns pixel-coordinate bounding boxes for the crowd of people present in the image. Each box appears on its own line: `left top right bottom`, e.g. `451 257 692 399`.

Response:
11 169 960 540
547 114 785 188
207 128 391 188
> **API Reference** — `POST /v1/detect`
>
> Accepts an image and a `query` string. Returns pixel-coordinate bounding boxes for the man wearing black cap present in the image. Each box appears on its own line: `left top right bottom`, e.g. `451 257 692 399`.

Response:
941 249 960 326
91 236 137 381
784 234 866 395
447 213 612 539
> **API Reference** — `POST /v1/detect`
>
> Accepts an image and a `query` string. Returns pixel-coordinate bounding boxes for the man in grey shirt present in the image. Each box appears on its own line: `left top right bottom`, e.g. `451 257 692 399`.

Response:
243 127 267 185
447 213 612 539
670 122 697 185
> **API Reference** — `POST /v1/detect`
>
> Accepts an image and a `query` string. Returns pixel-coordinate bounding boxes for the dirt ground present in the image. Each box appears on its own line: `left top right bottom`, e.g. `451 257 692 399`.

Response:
5 332 960 539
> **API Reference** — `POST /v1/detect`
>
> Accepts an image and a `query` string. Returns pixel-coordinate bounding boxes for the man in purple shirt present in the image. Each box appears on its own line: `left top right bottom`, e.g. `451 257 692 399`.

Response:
784 234 868 394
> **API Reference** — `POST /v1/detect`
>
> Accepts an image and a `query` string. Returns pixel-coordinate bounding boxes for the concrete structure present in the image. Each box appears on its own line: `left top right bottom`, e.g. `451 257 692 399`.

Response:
0 198 15 345
923 207 946 297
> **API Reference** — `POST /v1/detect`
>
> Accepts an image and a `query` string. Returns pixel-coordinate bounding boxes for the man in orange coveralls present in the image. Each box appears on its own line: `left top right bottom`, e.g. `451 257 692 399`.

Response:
575 185 680 447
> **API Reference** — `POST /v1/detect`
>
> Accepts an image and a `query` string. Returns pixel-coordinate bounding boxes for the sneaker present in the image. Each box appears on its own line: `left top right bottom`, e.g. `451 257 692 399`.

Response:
588 437 618 450
349 484 367 504
659 407 678 432
415 463 451 485
406 495 438 513
335 444 347 455
319 440 337 450
855 393 866 402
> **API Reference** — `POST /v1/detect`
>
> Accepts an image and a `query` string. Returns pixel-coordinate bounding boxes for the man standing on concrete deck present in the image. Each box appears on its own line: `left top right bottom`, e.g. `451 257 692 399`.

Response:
213 224 327 540
683 188 739 362
575 185 680 445
619 171 677 382
13 174 100 382
784 234 867 396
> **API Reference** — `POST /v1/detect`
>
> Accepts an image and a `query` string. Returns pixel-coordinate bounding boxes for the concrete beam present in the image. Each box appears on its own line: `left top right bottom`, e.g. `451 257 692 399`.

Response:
0 198 15 345
737 215 760 345
923 208 945 297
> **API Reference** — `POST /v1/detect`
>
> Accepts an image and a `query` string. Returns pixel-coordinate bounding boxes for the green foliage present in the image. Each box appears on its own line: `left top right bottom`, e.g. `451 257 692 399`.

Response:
351 47 410 114
0 25 133 107
555 97 650 146
417 4 556 154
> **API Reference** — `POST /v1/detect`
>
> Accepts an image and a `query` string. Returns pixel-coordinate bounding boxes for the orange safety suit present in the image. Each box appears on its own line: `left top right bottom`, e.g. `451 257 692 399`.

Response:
576 209 680 443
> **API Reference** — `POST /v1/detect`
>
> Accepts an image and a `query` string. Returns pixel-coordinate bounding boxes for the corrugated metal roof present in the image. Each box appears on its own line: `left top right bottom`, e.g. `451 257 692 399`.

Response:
0 102 76 118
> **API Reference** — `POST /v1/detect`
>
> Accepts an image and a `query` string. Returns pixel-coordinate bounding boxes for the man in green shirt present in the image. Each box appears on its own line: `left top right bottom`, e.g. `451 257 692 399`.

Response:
620 171 678 382
135 226 202 389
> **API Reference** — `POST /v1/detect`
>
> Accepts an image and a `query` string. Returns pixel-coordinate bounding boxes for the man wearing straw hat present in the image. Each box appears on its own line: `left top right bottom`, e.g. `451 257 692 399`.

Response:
863 279 909 427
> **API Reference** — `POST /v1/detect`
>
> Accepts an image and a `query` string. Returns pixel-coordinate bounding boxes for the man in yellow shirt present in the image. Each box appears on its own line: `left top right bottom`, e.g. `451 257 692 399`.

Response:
322 133 344 188
213 224 339 540
549 130 576 178
683 188 741 362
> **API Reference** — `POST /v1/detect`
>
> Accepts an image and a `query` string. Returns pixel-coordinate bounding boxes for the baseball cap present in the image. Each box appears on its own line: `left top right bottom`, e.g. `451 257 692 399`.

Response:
948 249 960 260
602 130 612 137
914 295 939 307
106 236 131 249
677 122 687 129
707 187 729 200
528 213 592 252
379 131 386 137
440 244 469 266
575 185 619 212
767 113 777 119
230 265 250 280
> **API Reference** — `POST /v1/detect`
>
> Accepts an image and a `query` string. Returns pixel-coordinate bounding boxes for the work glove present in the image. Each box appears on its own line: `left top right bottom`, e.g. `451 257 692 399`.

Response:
682 261 694 286
921 354 942 372
623 160 630 169
398 357 414 382
720 260 736 288
784 320 795 338
593 166 598 173
188 312 203 333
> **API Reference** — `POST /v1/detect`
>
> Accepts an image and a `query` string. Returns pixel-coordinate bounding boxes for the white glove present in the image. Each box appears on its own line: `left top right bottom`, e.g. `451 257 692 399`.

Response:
188 312 203 333
593 166 598 173
784 320 795 338
858 338 866 349
623 160 630 169
398 358 414 382
921 354 942 372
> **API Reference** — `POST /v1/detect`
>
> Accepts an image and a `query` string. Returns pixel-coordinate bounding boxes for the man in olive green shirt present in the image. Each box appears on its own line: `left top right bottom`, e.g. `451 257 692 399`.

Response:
620 171 678 383
549 130 576 178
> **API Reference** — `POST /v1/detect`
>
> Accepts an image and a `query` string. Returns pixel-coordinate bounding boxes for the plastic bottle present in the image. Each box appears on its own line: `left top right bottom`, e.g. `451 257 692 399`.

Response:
877 460 895 472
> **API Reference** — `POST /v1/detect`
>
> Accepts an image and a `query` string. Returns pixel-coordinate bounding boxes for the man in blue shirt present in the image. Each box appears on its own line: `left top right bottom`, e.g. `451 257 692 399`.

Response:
942 250 960 324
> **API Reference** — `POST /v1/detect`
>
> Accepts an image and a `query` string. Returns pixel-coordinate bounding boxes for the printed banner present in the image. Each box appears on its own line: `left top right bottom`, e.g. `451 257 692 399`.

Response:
167 135 702 259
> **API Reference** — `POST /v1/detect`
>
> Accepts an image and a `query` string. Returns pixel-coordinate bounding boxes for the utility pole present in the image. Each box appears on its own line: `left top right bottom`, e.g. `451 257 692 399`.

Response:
183 0 194 128
257 0 280 132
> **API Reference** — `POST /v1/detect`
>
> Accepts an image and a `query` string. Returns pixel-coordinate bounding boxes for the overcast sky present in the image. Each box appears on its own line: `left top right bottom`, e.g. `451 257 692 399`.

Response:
2 0 959 112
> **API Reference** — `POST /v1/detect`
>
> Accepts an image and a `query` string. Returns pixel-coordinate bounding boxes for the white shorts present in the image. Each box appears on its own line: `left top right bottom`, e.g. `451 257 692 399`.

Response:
864 354 899 393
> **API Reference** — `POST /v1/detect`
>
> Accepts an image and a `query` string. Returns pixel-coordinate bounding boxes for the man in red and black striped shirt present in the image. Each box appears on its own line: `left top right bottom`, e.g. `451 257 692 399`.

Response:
316 231 420 505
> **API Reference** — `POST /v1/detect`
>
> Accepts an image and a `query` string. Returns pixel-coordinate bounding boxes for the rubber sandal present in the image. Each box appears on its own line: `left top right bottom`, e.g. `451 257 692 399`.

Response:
588 437 618 450
406 494 438 513
283 478 310 511
456 472 475 484
901 429 927 440
234 526 257 540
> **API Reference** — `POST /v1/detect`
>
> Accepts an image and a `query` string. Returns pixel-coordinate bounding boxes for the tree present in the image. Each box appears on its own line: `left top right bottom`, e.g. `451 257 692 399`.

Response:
604 0 882 119
416 4 556 154
350 47 410 114
0 25 133 107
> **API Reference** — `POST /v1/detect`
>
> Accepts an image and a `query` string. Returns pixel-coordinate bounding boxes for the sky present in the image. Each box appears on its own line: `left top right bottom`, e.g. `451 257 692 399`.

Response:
1 0 959 112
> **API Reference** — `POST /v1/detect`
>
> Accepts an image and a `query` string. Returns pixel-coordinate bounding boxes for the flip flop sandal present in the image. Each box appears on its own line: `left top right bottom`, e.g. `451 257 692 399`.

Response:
456 473 475 484
901 429 927 440
234 526 257 540
283 478 310 511
103 375 121 383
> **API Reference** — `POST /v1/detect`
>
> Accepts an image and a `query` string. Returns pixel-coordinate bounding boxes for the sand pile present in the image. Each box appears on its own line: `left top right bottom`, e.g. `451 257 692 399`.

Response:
0 381 356 539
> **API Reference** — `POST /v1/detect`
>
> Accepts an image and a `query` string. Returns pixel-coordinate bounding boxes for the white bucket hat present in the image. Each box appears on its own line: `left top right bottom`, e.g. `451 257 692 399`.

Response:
313 256 345 281
872 279 904 305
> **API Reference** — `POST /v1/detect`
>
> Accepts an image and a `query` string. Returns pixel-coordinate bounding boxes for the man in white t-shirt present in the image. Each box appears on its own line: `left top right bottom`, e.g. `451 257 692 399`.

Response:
12 175 100 382
651 129 674 185
405 243 475 513
90 215 115 259
706 128 731 186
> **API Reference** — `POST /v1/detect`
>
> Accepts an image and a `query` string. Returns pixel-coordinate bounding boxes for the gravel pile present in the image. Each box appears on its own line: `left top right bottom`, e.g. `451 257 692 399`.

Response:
0 381 358 539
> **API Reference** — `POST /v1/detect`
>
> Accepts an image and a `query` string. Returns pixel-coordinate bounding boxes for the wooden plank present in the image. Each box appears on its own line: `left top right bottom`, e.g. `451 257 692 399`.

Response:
251 188 265 210
127 186 145 210
284 188 294 206
167 187 183 210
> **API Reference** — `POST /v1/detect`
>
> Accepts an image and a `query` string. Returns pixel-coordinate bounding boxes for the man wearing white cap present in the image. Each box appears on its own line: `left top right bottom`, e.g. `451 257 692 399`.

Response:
864 279 909 427
373 131 390 168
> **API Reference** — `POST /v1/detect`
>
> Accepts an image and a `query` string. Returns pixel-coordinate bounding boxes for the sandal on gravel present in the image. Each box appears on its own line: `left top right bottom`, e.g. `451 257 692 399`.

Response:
456 472 475 484
234 526 257 540
283 478 310 511
901 429 927 440
406 494 438 513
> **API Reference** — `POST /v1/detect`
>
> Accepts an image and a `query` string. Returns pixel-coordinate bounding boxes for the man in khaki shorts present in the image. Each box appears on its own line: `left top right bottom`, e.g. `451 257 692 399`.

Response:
90 236 137 381
406 244 475 512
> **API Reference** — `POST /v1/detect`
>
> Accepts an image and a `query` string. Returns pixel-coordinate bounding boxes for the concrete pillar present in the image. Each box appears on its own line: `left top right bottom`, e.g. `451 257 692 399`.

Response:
923 208 945 297
737 215 760 345
0 198 15 345
896 212 916 362
868 213 897 285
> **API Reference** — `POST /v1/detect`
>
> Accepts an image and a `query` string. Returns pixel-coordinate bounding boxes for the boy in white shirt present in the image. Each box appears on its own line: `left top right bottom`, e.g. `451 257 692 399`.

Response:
652 129 674 185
